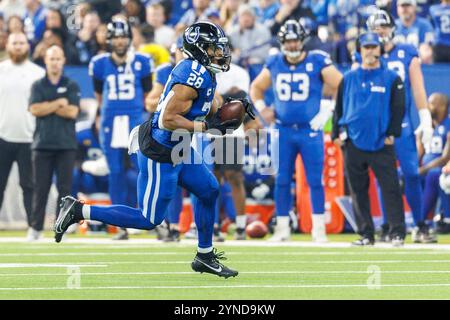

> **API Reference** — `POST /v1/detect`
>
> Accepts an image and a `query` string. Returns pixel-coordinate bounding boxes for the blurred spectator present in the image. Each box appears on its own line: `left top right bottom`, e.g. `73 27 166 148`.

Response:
300 16 334 54
220 0 241 33
0 32 45 240
0 0 26 21
334 26 359 64
146 3 175 49
45 8 79 64
229 4 272 80
0 30 8 62
6 15 23 33
310 0 331 25
93 24 108 55
29 45 80 240
123 0 146 26
255 0 280 26
86 0 122 23
390 0 438 20
135 23 170 68
269 0 315 35
430 0 450 63
71 2 91 34
24 0 47 48
327 0 362 41
32 28 64 66
166 0 193 26
394 0 434 54
175 0 216 34
74 11 101 65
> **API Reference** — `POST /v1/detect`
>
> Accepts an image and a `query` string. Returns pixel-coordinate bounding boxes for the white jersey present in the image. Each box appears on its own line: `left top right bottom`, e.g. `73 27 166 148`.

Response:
0 59 45 143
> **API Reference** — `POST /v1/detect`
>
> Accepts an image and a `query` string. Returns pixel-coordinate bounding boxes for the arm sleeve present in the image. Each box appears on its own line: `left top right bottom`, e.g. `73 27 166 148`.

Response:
386 76 405 138
331 79 344 140
89 58 103 94
141 75 152 93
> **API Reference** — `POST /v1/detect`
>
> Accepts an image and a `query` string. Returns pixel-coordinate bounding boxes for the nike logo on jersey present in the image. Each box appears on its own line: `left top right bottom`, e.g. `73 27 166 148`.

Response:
195 258 223 273
309 132 319 137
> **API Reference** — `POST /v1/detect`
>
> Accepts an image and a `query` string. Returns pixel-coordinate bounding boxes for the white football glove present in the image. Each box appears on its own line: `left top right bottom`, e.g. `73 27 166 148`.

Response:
310 99 335 131
415 108 433 147
128 125 140 155
81 156 110 176
251 183 270 201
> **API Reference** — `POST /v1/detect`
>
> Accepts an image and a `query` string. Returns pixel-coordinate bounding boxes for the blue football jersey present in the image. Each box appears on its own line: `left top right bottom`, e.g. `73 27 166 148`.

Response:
151 59 216 148
353 43 419 133
89 52 153 116
394 17 435 48
423 117 450 165
265 50 332 126
76 124 103 161
430 4 450 47
155 63 174 86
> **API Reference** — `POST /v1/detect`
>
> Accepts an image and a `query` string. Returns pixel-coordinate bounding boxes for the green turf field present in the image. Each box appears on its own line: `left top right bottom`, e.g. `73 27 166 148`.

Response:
0 232 450 299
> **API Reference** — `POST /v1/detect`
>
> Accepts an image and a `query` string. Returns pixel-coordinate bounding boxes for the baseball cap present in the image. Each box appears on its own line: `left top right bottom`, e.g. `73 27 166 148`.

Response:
359 32 381 47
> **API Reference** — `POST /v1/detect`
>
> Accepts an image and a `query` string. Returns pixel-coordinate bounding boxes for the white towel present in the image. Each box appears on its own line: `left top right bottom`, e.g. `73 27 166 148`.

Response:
111 115 130 148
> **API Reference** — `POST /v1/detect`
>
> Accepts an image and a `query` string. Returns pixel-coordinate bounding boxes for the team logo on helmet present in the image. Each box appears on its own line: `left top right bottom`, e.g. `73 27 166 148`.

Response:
185 26 201 44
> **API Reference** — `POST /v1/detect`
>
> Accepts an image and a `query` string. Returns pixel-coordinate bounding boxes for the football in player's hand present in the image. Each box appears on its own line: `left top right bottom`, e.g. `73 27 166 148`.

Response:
218 100 246 127
245 220 268 239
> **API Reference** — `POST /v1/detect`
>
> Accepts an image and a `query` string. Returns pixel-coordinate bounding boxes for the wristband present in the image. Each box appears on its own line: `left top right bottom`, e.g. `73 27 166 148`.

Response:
255 100 266 112
194 121 204 133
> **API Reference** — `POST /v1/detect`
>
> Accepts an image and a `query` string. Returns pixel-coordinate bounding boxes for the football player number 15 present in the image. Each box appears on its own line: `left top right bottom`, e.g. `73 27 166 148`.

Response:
106 74 136 100
276 73 310 101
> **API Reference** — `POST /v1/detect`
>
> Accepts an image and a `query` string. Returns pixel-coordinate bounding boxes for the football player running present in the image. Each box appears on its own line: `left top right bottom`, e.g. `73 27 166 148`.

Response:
250 20 342 242
357 10 434 242
54 21 254 278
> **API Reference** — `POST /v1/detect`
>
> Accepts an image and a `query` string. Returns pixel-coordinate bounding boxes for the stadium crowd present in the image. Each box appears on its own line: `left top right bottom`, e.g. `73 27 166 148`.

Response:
0 0 449 246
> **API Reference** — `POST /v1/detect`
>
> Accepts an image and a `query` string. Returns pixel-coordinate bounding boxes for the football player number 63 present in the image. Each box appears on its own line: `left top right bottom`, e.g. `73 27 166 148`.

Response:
276 73 310 101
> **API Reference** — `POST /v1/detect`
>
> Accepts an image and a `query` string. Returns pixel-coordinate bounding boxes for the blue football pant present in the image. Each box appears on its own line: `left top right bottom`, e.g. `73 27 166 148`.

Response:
274 125 325 217
100 114 141 206
90 149 219 249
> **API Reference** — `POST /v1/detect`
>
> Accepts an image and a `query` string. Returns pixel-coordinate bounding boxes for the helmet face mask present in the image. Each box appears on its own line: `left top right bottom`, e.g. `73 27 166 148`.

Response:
107 18 132 57
366 10 395 44
278 20 308 59
183 21 231 73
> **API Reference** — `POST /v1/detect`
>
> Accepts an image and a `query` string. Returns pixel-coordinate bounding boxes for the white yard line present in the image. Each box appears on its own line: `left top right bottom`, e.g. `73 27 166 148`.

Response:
5 260 448 265
1 270 450 277
2 251 450 257
0 263 107 268
1 237 450 250
1 283 450 291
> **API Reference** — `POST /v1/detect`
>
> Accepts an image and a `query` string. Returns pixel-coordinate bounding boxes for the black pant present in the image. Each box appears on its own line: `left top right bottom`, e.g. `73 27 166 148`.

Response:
343 140 406 239
0 138 33 226
31 149 76 231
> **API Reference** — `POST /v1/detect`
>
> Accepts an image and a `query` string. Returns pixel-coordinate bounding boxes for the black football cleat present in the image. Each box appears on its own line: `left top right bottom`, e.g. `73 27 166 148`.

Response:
54 196 83 243
191 248 238 279
352 237 375 246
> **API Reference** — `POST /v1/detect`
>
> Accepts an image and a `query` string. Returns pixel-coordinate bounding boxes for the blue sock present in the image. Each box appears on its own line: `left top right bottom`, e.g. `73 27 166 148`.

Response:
310 184 325 214
193 193 218 249
221 183 236 221
90 205 155 230
275 183 291 217
421 169 440 224
167 187 182 224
